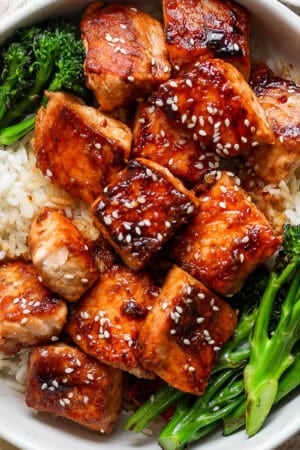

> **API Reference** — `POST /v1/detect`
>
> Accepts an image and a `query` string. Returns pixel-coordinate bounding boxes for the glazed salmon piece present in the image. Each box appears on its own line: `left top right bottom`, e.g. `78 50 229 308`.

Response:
28 208 99 302
163 0 250 79
26 343 123 432
132 99 220 184
0 262 67 355
81 2 171 111
137 266 237 395
152 58 274 158
67 262 159 378
33 91 132 204
249 65 300 184
172 171 281 295
92 158 199 271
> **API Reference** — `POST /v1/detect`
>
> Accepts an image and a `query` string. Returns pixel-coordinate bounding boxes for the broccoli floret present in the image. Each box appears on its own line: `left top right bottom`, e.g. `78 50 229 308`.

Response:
0 42 32 122
244 224 300 436
0 19 89 144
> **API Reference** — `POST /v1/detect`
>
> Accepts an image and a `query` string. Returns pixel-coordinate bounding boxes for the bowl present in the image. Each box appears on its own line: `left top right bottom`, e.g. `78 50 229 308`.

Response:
0 1 299 449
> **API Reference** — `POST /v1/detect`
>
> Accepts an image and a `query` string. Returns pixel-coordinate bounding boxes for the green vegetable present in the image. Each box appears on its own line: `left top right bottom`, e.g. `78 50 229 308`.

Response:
244 224 300 436
0 19 88 145
224 352 300 435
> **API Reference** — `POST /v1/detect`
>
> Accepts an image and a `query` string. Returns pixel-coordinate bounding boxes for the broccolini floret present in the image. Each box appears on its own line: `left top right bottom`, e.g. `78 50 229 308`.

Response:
0 19 89 144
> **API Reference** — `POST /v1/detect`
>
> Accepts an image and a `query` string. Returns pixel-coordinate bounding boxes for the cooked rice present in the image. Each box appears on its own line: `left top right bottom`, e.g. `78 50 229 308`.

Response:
0 133 99 260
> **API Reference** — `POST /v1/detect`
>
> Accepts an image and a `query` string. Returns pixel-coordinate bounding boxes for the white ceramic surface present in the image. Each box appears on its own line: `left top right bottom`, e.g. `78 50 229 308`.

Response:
0 1 300 450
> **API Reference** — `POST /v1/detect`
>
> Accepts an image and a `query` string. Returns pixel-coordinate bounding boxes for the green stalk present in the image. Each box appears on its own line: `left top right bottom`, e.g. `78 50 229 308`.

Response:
224 353 300 435
125 384 184 433
0 115 35 145
245 253 300 436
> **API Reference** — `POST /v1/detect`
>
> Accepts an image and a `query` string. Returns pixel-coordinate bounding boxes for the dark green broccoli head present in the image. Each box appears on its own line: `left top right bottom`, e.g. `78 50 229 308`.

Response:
283 224 300 256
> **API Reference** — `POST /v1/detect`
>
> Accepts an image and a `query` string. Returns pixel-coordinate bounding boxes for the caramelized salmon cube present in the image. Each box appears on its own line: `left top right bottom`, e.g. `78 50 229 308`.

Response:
172 171 281 295
67 263 159 378
132 99 220 184
33 91 132 204
92 158 199 271
137 266 237 395
25 343 123 432
0 262 67 355
249 65 300 184
163 0 250 79
152 58 274 158
28 208 99 302
81 2 171 111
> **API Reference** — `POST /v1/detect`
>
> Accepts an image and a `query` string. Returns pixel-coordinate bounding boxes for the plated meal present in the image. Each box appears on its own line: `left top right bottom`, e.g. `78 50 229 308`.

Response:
0 0 300 449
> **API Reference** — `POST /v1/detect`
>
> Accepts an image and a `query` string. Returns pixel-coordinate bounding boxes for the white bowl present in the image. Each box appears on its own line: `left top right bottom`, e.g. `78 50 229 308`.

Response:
0 1 300 449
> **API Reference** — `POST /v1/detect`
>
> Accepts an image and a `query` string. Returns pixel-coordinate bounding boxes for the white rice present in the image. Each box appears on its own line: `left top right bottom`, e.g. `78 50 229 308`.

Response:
0 133 99 260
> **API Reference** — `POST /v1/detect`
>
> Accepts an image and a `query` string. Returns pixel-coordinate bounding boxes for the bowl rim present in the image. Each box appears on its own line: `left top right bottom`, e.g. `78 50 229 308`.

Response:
0 1 299 450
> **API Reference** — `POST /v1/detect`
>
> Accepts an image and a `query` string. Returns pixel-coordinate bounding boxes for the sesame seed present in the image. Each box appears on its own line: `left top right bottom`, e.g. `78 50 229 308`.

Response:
126 234 132 243
52 380 59 388
219 201 227 209
199 129 207 137
220 185 227 193
20 318 28 324
120 23 127 29
188 366 196 372
76 334 82 341
104 216 112 225
212 306 220 311
240 253 245 263
214 346 221 351
105 34 112 42
233 43 240 51
185 78 193 88
279 135 284 143
181 113 187 123
176 306 183 314
190 38 195 45
95 142 102 149
207 106 214 114
118 232 124 241
171 103 178 111
244 119 250 127
155 99 164 107
164 65 170 73
241 136 248 143
81 278 89 284
144 219 151 226
224 118 230 127
64 273 74 280
51 336 59 342
59 399 66 407
198 292 205 299
23 309 30 314
251 141 259 147
87 373 95 380
234 143 240 151
183 338 191 345
104 330 110 339
170 329 176 335
197 317 205 323
41 383 48 390
65 367 74 374
169 80 178 88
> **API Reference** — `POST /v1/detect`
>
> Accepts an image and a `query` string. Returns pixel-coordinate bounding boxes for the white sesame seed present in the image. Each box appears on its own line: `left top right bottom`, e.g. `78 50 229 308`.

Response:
127 76 135 82
214 346 221 351
104 216 112 225
169 80 178 88
183 338 191 345
241 136 248 143
234 143 240 151
233 43 240 51
20 318 28 325
185 78 193 88
188 366 196 372
170 329 176 335
212 306 220 311
81 278 89 284
244 119 250 127
199 130 207 137
104 330 110 339
220 185 227 193
198 292 205 299
63 273 75 282
41 383 48 390
197 317 205 324
51 336 59 342
87 373 95 380
225 118 230 127
76 334 82 341
59 399 66 407
65 367 74 374
240 253 245 263
171 103 178 111
219 201 227 209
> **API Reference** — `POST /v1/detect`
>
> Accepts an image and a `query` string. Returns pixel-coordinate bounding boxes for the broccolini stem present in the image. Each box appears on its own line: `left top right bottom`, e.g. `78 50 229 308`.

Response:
224 353 300 435
245 258 300 436
125 384 184 433
0 115 35 145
